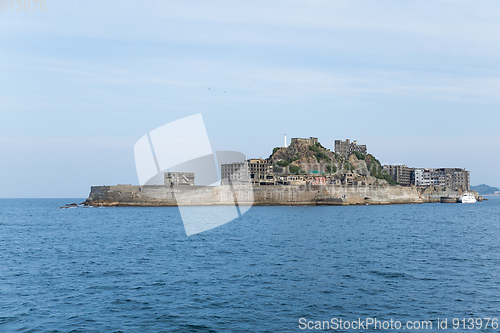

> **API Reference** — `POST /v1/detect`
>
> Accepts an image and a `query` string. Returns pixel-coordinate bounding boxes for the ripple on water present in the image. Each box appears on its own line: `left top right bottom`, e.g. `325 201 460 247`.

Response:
0 199 499 332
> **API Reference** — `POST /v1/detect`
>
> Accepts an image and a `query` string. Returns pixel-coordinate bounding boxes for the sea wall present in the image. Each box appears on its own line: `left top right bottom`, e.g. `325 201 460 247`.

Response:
86 184 425 207
417 186 480 203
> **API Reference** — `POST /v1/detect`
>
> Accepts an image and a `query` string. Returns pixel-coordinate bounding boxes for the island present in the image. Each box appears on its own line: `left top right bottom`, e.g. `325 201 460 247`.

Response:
84 137 481 207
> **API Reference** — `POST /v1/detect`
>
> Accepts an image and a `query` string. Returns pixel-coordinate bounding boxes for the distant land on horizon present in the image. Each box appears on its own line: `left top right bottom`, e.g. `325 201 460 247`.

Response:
471 184 500 195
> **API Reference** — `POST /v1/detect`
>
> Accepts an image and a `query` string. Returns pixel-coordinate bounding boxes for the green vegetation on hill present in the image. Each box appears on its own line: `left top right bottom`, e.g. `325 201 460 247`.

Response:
353 151 366 160
276 160 289 167
344 161 353 171
315 142 328 150
471 184 499 195
308 145 320 153
362 154 398 185
309 145 331 163
381 173 398 185
366 154 382 177
326 164 337 173
289 165 305 175
268 139 398 184
274 154 300 167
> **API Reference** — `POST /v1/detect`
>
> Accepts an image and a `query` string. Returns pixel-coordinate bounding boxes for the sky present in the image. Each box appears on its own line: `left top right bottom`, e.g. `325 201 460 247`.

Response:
1 0 499 198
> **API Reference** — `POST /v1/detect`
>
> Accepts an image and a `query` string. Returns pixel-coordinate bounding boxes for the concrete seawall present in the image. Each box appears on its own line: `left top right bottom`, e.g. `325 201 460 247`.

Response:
86 184 426 207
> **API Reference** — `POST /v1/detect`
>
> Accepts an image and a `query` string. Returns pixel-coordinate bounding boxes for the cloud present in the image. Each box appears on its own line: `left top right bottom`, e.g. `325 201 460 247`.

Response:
1 0 500 195
3 0 500 56
0 137 132 152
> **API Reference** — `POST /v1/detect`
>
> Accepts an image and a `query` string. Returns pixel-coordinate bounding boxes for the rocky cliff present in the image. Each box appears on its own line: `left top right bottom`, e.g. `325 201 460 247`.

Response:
268 139 394 185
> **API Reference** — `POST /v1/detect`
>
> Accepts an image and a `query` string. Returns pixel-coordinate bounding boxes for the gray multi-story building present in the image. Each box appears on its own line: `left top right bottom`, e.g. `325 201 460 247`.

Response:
334 139 367 158
220 162 249 185
413 168 426 186
382 165 414 186
413 168 470 190
221 158 275 186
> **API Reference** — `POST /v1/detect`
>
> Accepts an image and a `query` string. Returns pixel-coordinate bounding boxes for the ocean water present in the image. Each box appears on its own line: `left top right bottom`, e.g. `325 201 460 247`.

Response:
1 198 499 332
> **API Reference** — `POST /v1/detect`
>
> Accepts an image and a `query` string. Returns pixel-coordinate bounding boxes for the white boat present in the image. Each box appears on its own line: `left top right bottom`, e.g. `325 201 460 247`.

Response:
459 192 477 203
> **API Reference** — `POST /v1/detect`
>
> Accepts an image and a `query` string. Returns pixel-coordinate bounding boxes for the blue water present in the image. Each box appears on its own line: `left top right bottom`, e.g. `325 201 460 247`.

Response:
1 198 499 332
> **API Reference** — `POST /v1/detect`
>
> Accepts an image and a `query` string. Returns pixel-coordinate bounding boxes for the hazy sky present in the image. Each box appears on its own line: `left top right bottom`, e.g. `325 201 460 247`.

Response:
1 0 499 197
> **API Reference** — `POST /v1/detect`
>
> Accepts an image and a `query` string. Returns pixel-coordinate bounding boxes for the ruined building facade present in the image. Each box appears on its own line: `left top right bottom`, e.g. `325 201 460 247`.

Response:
334 139 367 158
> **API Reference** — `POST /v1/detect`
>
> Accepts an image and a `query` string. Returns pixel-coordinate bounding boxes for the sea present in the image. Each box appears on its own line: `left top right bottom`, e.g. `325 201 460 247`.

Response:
1 198 499 332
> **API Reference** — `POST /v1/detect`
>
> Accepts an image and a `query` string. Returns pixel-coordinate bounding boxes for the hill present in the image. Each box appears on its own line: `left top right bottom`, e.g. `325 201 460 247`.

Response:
471 184 500 195
268 139 340 174
267 138 396 185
